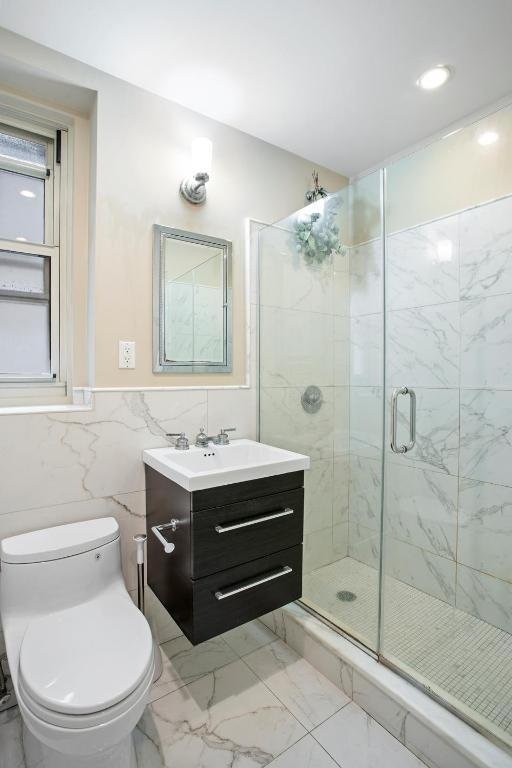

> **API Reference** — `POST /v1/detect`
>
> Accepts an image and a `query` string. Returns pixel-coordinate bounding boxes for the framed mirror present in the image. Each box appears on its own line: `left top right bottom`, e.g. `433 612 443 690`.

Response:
153 225 232 373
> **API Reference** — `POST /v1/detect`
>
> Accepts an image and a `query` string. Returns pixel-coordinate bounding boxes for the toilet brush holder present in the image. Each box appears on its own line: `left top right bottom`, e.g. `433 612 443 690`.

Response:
133 533 162 683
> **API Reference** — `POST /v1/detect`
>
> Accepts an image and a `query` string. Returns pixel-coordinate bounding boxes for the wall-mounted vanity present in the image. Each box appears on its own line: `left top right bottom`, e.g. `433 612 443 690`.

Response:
143 437 309 645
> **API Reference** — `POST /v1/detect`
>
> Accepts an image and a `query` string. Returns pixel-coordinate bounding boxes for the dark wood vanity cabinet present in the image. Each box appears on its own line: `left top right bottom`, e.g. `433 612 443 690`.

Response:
145 467 304 644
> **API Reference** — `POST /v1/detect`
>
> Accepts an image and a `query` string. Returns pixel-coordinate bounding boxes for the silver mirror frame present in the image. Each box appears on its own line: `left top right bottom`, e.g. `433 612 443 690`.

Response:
153 225 232 374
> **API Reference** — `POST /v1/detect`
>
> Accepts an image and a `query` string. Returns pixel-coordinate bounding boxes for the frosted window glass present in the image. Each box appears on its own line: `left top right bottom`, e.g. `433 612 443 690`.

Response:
0 299 50 376
0 170 45 243
0 251 47 295
0 130 46 167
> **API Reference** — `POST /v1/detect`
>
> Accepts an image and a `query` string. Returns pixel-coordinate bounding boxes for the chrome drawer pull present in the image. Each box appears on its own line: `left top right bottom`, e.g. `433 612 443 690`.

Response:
214 565 292 600
214 507 294 534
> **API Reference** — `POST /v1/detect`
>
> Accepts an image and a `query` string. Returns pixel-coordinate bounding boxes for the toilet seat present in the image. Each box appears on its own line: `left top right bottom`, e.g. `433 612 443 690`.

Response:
18 657 154 730
19 592 153 720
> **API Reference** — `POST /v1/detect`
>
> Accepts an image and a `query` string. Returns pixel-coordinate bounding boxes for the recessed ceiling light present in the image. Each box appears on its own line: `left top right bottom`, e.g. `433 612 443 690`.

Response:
416 65 452 90
19 189 36 198
15 236 27 242
478 130 499 146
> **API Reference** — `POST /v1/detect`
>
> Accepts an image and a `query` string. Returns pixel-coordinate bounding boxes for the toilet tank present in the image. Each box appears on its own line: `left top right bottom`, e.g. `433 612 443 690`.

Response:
0 518 125 620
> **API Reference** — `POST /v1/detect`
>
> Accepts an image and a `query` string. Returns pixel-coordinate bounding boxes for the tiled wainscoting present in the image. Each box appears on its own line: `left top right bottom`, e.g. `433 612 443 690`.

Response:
260 602 512 768
0 386 256 654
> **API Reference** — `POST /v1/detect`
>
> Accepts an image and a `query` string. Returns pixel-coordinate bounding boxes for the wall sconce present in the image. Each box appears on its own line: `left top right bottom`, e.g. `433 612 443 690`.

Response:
180 137 213 204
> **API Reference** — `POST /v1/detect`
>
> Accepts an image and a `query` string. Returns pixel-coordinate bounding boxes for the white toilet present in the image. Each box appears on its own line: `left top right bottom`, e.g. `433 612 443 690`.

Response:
0 517 154 768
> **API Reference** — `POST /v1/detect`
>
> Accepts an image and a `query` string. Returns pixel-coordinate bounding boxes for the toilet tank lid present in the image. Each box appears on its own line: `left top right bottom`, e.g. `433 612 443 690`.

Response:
0 518 120 564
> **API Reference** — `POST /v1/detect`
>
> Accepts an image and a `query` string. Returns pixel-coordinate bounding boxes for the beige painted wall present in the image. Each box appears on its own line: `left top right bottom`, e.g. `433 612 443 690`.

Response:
0 28 347 390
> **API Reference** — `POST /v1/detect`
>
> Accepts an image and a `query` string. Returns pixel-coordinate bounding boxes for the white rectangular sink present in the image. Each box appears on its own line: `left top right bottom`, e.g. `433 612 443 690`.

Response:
143 439 310 491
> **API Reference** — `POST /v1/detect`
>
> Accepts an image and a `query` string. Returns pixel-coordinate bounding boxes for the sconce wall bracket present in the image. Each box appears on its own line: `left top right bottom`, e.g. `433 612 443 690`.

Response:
180 172 209 204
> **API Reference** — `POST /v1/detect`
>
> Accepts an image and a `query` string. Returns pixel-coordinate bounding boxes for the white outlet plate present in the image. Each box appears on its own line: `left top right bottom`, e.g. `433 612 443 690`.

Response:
119 340 136 369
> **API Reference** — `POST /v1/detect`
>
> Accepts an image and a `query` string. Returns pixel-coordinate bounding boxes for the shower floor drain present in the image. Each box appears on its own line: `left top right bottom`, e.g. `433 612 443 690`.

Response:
337 590 357 602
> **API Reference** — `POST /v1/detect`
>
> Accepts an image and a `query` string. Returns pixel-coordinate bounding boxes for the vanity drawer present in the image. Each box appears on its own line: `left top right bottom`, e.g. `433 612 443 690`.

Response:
189 545 302 644
190 488 304 578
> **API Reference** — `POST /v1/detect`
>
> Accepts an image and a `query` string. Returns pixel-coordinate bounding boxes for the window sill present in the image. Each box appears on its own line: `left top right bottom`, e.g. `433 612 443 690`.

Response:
0 403 93 416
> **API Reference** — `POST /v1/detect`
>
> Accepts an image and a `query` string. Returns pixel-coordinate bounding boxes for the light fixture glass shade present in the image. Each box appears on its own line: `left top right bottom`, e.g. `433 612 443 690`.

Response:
191 137 213 175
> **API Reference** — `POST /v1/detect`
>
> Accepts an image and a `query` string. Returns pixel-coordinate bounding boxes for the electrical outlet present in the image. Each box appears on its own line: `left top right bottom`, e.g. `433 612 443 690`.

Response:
119 340 136 369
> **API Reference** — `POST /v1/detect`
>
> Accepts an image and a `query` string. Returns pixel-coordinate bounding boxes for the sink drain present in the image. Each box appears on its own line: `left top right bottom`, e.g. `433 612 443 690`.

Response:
337 590 356 602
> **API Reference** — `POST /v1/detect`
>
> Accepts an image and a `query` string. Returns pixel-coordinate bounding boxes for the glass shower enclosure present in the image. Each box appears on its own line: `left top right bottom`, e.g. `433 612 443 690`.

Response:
258 102 512 750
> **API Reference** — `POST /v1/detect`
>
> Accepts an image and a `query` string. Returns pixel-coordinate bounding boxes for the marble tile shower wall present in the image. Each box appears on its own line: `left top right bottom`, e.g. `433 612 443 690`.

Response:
348 193 512 634
258 225 350 574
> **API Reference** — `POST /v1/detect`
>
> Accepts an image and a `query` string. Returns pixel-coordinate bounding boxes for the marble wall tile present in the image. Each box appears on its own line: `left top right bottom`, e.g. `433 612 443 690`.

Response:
350 240 383 317
349 455 382 531
260 386 333 460
260 306 333 387
0 491 146 591
312 701 426 768
348 522 380 569
244 639 350 730
460 388 512 487
259 230 334 315
207 387 256 439
387 387 459 476
349 386 383 460
0 390 207 515
334 386 349 456
333 454 349 525
456 564 512 634
332 521 349 559
460 293 512 388
384 538 456 605
460 194 512 300
385 464 457 560
333 267 350 317
458 477 512 582
386 215 460 311
350 313 383 387
303 527 335 573
304 459 333 535
135 659 307 768
387 303 459 388
334 315 350 386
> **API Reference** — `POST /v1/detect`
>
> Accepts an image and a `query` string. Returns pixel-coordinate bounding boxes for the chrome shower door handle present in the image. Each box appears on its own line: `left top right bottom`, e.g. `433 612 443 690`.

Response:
390 386 416 454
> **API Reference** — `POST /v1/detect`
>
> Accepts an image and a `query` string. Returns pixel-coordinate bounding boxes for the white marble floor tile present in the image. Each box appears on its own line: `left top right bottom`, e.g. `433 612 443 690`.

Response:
149 634 238 703
135 658 307 768
0 708 24 768
266 735 340 768
312 701 427 768
243 639 350 730
222 620 278 657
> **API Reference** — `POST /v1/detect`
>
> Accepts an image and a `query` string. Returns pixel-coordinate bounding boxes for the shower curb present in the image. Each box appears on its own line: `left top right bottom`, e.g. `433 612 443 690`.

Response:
260 602 512 768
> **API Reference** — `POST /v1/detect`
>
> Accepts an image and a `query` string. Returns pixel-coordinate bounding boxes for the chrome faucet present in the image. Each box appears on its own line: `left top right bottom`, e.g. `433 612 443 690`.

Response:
195 426 236 447
166 432 190 450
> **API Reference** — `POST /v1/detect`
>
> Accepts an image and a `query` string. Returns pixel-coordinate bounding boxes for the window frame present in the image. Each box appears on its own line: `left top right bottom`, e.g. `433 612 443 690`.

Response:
0 108 70 400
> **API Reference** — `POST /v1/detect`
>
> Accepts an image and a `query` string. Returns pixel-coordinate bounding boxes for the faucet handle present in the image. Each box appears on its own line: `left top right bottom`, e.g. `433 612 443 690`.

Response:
215 427 236 445
166 432 189 450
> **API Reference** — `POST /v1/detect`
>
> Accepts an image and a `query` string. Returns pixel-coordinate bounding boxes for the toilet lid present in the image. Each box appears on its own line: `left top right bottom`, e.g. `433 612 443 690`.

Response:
19 593 153 715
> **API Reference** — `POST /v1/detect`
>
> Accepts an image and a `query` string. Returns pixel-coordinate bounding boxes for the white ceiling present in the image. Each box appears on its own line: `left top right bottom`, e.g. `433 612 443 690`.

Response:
1 0 512 176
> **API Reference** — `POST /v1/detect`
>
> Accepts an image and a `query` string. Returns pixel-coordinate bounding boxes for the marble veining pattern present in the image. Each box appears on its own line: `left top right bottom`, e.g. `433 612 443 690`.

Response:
460 388 512 487
387 303 460 388
386 215 460 311
460 293 512 388
460 194 512 300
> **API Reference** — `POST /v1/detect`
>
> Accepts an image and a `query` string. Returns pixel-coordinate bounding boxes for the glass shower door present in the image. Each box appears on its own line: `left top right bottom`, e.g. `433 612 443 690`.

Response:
380 103 512 749
258 170 384 652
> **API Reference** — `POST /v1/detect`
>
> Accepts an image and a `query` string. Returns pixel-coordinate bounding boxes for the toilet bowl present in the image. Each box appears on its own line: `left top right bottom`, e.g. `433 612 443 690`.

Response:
0 517 155 768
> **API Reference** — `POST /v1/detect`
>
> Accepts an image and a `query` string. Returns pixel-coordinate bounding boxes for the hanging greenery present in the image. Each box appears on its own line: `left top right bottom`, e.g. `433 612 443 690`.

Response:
292 193 344 266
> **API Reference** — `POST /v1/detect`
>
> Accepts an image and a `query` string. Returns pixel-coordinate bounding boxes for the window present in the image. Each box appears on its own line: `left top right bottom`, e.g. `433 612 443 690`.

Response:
0 115 68 398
